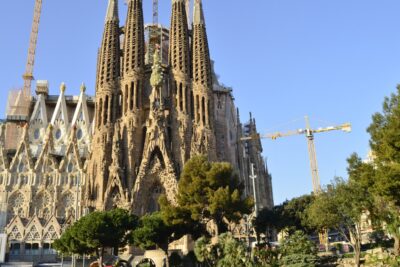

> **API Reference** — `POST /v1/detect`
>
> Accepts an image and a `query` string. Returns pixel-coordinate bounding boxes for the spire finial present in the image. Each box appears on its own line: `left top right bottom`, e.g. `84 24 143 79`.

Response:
105 0 119 22
60 82 66 93
80 83 86 93
193 0 205 25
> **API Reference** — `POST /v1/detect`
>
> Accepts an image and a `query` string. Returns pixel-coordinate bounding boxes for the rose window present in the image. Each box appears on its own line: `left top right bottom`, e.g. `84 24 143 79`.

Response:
63 193 75 207
11 193 25 208
37 193 51 209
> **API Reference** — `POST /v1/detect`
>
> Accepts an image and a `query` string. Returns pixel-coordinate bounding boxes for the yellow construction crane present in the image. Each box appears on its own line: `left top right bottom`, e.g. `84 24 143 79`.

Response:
242 116 351 193
23 0 43 98
6 0 43 121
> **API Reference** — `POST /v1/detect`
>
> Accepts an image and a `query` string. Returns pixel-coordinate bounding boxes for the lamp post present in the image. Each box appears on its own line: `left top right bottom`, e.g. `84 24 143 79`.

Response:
250 163 258 217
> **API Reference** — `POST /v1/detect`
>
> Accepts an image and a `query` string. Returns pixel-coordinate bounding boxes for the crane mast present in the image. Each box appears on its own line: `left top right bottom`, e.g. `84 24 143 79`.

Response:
6 0 43 123
23 0 43 98
305 116 321 193
153 0 158 25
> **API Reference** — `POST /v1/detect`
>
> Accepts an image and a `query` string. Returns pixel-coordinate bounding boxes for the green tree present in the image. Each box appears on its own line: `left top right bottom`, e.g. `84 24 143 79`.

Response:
194 233 253 267
132 212 182 267
305 178 368 267
53 209 137 266
367 86 400 255
254 194 315 242
279 230 317 267
283 194 315 235
160 155 253 237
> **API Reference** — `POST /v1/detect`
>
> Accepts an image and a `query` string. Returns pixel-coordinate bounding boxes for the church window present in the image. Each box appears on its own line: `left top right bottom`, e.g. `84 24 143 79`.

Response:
63 193 74 207
67 161 74 173
18 161 25 172
11 193 25 208
43 208 51 220
34 129 40 140
76 128 83 140
55 129 62 140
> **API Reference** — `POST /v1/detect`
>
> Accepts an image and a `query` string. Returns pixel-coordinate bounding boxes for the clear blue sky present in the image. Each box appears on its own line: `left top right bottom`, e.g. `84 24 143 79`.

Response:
0 0 399 204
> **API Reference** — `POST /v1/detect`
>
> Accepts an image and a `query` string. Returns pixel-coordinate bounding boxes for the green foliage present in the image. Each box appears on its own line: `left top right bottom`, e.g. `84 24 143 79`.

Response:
279 231 317 267
53 209 137 258
216 233 253 267
160 155 253 237
360 87 400 254
132 212 178 253
305 178 369 266
280 231 316 256
194 233 254 267
254 194 315 240
194 236 218 266
252 246 280 267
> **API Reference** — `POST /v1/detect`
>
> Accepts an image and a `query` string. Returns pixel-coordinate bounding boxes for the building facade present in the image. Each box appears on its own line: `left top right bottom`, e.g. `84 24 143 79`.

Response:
0 0 273 260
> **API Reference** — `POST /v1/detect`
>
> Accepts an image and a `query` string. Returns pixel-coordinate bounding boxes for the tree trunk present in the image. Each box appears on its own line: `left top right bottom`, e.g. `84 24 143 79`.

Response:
98 248 104 267
350 226 361 267
164 249 170 267
394 235 400 256
354 242 361 267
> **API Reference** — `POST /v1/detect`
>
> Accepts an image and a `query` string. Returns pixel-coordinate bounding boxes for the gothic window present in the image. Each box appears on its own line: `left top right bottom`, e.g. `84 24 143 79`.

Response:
124 85 128 114
10 226 22 240
26 226 41 241
76 128 83 140
43 208 51 220
9 192 25 209
34 129 40 140
201 97 206 125
37 193 50 208
44 225 58 241
130 82 134 111
63 193 74 207
179 83 183 111
18 161 25 172
67 161 74 173
55 129 62 140
104 95 109 125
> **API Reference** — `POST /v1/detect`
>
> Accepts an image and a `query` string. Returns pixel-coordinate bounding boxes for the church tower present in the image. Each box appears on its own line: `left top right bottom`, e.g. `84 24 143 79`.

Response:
169 0 192 167
120 0 146 192
191 0 216 159
87 0 121 209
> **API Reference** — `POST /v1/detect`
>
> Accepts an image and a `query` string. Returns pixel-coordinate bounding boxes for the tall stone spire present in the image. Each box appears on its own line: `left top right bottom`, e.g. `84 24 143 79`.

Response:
192 0 212 91
169 0 192 166
170 0 191 77
105 0 119 22
96 0 120 94
88 0 121 209
120 0 146 194
191 0 216 159
121 0 145 113
122 0 145 78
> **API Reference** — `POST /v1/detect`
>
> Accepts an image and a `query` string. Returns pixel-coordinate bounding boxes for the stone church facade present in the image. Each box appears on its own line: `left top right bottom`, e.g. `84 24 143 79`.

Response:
0 0 273 260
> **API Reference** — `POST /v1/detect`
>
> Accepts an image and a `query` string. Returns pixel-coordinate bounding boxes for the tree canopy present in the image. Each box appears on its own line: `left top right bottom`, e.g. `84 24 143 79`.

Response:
254 194 315 240
53 209 137 266
365 86 400 255
305 178 368 267
160 155 253 237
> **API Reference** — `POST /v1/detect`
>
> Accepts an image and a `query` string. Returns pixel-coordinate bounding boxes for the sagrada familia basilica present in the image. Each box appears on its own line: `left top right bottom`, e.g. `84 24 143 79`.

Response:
0 0 274 261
